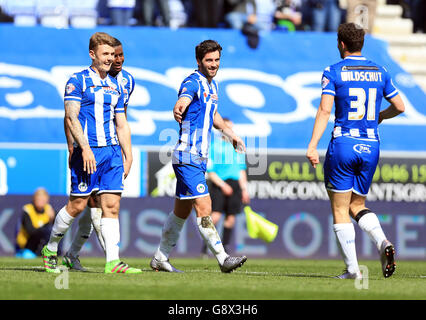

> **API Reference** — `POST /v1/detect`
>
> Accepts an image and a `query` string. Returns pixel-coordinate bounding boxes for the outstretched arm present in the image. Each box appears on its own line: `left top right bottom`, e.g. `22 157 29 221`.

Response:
173 96 192 123
64 100 96 174
306 94 334 168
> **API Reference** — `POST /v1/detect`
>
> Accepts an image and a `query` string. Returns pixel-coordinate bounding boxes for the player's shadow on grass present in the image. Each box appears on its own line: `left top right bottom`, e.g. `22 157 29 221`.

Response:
0 267 46 272
283 273 334 279
0 267 98 273
242 271 332 279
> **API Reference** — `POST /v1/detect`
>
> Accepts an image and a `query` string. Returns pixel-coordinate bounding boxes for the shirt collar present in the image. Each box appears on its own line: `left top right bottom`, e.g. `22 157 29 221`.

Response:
344 55 366 61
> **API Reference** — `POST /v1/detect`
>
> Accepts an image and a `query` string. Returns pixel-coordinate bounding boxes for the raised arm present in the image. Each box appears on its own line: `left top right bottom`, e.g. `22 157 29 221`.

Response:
306 94 334 168
64 100 96 174
213 111 246 153
115 112 132 179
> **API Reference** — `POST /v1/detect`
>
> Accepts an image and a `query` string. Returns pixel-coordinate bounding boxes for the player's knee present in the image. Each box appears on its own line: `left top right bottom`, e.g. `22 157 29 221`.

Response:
102 204 120 217
66 198 88 216
195 203 211 217
192 196 212 217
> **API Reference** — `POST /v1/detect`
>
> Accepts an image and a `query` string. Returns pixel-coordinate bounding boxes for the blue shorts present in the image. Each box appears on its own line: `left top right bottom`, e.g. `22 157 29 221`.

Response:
70 145 124 196
173 163 209 200
324 136 379 196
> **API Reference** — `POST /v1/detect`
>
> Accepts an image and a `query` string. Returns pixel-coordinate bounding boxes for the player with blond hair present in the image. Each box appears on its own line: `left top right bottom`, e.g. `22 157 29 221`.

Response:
42 32 141 274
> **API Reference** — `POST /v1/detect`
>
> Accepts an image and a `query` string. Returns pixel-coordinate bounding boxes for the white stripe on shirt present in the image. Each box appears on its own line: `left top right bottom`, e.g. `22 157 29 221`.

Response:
110 93 118 144
385 89 398 98
94 89 106 146
200 80 214 157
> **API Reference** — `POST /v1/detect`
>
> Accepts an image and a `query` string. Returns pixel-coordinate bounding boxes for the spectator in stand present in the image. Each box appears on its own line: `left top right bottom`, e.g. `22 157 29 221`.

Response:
345 0 377 33
386 0 426 33
274 0 303 31
0 5 13 23
405 0 425 33
107 0 136 26
15 188 56 258
254 0 276 31
140 0 171 26
190 0 224 28
308 0 342 32
224 0 257 30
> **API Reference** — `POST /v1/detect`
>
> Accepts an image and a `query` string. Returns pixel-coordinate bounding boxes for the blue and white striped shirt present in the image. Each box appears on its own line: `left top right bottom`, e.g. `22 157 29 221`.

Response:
321 55 399 141
64 67 125 147
115 69 135 109
173 70 219 166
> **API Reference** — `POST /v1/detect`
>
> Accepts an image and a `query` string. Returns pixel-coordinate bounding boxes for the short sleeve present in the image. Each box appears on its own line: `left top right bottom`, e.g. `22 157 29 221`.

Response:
178 78 198 101
321 66 336 96
115 84 125 114
128 73 135 97
64 75 83 102
383 68 399 99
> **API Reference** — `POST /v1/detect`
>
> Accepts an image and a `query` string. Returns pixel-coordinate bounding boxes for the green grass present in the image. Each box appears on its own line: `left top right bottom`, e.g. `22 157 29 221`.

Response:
0 257 425 300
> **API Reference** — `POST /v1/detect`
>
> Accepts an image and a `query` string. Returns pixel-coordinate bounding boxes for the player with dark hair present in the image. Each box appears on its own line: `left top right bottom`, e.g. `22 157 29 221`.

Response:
150 40 248 273
61 36 136 272
306 23 405 279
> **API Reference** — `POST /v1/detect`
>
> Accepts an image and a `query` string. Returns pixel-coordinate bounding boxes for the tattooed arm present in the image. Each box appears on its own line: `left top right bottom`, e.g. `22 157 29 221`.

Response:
64 100 96 174
64 118 75 169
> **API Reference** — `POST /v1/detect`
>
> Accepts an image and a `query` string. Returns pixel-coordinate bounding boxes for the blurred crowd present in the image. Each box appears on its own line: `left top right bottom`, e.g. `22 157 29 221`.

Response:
0 0 425 33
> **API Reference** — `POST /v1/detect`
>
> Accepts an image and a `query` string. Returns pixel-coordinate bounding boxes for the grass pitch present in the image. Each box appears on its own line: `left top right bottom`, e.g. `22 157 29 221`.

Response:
0 257 425 300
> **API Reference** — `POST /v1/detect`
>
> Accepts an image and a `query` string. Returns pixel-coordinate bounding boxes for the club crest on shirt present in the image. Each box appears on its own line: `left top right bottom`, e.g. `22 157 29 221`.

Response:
65 83 75 94
321 76 329 89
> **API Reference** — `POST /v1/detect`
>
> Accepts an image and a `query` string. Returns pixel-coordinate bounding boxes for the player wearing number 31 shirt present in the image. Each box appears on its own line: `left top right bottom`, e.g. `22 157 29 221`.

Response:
306 23 405 280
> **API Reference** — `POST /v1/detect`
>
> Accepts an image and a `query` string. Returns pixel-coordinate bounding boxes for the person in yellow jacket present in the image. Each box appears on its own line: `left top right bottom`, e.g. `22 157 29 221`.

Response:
16 188 55 257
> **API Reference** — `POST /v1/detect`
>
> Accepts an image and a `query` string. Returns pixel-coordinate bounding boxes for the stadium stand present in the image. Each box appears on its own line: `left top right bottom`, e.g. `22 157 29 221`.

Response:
373 0 426 92
1 0 98 28
2 0 38 26
66 0 98 29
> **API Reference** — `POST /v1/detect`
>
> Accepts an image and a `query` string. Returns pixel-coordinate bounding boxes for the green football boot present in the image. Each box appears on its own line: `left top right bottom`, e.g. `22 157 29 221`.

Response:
41 245 61 273
105 260 142 274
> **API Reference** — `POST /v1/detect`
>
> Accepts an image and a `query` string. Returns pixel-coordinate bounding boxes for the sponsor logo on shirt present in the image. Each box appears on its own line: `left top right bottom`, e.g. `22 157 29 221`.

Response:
89 86 120 95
